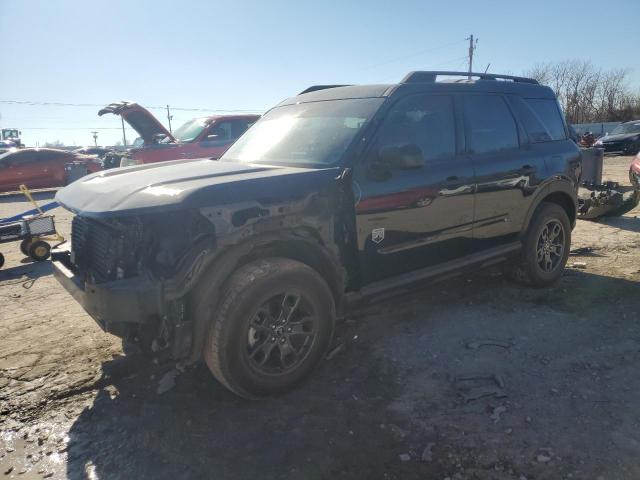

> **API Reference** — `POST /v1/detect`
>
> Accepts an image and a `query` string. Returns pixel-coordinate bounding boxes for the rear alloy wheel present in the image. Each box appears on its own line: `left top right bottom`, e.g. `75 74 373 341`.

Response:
510 202 571 287
28 240 51 262
202 258 335 398
536 220 565 274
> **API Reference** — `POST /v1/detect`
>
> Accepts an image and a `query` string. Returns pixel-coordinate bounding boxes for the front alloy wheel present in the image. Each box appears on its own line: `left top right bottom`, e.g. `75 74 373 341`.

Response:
246 293 317 375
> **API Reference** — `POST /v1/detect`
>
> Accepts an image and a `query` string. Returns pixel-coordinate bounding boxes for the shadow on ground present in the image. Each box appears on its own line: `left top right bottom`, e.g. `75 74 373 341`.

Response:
63 270 640 480
0 260 52 284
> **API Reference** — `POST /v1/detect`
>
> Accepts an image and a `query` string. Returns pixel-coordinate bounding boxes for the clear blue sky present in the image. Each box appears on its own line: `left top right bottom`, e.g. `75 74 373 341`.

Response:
1 0 638 146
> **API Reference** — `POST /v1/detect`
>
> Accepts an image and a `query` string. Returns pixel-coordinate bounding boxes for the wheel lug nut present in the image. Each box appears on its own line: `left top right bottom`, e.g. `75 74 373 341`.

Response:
271 337 276 342
287 327 292 332
280 338 286 343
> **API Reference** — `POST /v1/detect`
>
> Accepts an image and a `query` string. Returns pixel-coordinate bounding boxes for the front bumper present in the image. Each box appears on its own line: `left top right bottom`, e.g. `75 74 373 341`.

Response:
52 246 163 335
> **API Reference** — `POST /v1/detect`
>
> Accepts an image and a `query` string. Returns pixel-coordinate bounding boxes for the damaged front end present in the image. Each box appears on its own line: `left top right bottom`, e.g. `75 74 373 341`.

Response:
52 209 215 358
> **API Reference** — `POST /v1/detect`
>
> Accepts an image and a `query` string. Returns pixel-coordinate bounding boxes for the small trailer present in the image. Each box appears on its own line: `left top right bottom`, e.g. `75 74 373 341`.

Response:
0 185 62 270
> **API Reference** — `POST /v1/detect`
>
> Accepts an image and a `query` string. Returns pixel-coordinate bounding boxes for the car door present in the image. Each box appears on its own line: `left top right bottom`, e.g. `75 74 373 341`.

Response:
463 94 546 249
353 93 475 283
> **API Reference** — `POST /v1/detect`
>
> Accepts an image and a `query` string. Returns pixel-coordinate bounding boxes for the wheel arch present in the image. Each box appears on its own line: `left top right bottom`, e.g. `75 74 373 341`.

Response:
523 182 578 233
186 229 346 363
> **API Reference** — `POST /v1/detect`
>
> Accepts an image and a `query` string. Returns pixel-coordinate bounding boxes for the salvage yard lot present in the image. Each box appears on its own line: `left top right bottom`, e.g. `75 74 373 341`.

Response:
1 156 639 480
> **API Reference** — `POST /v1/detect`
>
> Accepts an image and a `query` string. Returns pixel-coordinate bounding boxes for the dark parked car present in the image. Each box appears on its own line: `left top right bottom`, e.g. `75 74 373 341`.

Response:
0 148 102 192
52 71 581 398
594 120 640 154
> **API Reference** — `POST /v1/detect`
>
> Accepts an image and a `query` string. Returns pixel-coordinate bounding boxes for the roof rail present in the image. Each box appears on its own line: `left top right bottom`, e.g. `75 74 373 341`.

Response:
400 71 539 85
299 85 352 95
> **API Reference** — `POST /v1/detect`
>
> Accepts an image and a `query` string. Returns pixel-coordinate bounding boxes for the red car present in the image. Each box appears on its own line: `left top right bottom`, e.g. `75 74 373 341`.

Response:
0 148 102 192
98 102 260 166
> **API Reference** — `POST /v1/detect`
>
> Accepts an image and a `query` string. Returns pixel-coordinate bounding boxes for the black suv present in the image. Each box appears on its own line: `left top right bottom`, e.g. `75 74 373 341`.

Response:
52 71 581 398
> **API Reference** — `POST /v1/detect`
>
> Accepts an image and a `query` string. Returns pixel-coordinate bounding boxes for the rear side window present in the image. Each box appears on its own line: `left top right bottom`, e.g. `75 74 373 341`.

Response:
524 98 566 141
378 94 456 162
507 96 553 143
464 95 519 154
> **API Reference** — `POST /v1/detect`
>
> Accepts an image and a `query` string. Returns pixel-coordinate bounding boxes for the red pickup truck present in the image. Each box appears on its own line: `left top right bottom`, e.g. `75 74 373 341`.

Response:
98 102 259 166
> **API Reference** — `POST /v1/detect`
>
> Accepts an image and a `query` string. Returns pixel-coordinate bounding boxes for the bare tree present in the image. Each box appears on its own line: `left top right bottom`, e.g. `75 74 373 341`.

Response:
525 61 640 123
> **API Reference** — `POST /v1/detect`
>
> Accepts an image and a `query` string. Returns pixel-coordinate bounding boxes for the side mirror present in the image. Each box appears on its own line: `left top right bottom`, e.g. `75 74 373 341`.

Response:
379 144 425 170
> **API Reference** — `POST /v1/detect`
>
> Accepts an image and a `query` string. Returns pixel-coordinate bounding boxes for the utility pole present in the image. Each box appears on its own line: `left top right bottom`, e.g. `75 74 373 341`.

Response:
121 116 127 146
166 105 173 134
467 34 478 79
91 131 98 147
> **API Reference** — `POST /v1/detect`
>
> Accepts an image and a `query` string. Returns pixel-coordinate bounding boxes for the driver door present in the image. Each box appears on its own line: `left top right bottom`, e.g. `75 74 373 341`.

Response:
352 94 475 283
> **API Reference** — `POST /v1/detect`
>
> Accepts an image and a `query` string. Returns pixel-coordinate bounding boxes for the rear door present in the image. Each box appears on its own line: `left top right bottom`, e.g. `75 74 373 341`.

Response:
463 94 546 249
353 93 475 283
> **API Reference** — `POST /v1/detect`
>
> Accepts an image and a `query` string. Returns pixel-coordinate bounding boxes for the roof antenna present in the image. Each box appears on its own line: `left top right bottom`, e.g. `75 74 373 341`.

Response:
484 63 491 74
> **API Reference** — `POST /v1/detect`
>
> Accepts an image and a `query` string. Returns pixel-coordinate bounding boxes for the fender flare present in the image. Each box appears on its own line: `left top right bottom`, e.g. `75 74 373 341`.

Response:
522 178 578 233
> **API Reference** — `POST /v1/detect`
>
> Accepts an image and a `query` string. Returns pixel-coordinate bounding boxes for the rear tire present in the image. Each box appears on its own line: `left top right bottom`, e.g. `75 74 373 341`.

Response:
202 258 335 398
0 252 4 269
509 202 571 287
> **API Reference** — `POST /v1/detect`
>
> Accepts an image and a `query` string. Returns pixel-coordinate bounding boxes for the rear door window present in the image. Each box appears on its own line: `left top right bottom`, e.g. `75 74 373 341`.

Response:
507 96 553 143
464 95 519 154
524 98 566 140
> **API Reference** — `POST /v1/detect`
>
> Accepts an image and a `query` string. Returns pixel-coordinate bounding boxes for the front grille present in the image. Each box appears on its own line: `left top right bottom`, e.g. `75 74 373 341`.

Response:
71 216 118 282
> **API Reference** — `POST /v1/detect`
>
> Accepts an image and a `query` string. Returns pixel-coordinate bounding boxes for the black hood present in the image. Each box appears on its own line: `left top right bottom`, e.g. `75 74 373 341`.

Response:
56 158 340 217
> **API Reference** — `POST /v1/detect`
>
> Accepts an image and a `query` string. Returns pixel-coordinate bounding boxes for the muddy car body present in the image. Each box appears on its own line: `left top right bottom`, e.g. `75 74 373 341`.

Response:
53 71 581 397
98 102 259 165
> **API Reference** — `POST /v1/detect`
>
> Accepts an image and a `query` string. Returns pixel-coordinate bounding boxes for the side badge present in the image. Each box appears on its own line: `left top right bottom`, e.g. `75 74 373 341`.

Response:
372 228 385 244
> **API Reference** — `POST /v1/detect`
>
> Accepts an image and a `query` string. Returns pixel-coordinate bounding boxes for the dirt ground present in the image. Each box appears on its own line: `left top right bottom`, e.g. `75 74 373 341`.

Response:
1 156 639 480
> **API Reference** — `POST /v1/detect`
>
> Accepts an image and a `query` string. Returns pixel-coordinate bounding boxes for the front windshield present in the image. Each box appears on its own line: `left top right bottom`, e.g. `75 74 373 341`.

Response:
222 98 384 167
610 122 640 135
171 118 208 143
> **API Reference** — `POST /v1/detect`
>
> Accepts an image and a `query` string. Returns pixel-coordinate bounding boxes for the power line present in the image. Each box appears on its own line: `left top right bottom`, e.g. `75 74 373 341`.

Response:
0 99 265 113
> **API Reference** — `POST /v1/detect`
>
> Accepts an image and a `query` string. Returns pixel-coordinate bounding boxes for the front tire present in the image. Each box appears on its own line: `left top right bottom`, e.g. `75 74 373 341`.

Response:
203 258 335 398
510 202 571 287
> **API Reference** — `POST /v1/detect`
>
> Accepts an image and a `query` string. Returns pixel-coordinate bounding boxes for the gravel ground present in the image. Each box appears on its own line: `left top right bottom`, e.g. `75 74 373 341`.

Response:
1 156 639 480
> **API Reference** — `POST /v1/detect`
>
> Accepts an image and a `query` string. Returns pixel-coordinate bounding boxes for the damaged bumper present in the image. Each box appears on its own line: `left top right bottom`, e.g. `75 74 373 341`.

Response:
52 245 163 334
